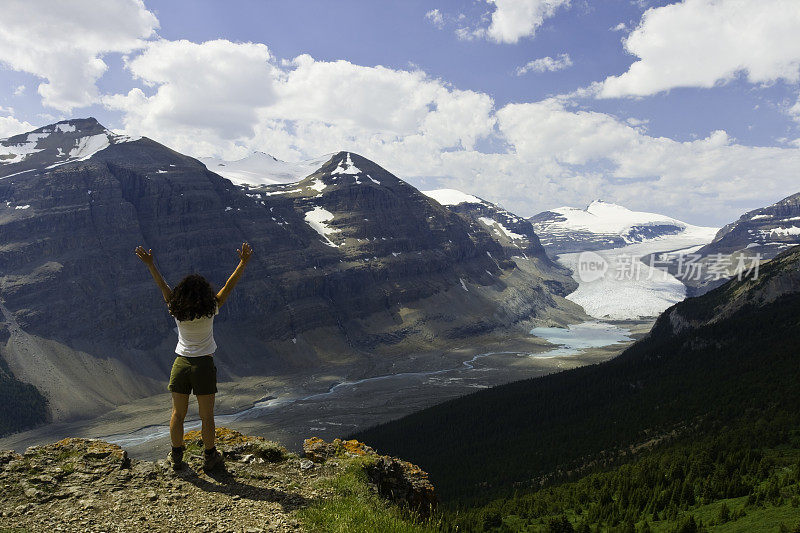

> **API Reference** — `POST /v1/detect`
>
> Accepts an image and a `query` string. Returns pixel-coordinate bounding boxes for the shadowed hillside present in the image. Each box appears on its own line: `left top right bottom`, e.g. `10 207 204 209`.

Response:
352 246 800 514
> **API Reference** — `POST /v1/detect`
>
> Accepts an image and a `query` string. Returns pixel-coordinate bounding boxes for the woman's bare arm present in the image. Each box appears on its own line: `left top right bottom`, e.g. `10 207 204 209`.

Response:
216 242 253 307
135 246 172 303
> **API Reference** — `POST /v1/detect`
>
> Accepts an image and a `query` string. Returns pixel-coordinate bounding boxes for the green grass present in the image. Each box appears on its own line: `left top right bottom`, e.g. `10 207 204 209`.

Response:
244 439 292 462
53 448 81 474
296 457 443 533
184 440 204 456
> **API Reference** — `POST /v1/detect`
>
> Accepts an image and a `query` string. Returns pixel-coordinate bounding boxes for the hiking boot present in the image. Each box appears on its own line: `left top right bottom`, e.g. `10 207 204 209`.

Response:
167 447 186 471
202 448 224 471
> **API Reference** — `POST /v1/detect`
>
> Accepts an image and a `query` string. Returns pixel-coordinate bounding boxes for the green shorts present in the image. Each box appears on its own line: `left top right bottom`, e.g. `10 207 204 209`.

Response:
168 355 217 395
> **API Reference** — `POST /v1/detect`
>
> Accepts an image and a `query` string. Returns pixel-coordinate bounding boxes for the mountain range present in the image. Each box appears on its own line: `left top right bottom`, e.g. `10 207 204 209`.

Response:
0 118 578 434
670 191 800 295
529 200 718 255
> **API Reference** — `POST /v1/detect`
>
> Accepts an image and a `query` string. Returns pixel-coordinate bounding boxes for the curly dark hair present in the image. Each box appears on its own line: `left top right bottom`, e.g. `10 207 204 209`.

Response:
168 274 218 321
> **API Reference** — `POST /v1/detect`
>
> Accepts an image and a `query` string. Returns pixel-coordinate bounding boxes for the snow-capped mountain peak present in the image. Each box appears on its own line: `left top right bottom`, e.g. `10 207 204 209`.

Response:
200 152 336 186
0 118 139 178
252 151 280 161
421 188 485 206
547 201 692 235
531 201 718 254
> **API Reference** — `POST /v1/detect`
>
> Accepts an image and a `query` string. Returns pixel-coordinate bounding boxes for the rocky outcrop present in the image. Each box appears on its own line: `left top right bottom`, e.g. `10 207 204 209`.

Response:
0 427 436 531
302 436 437 518
365 456 438 520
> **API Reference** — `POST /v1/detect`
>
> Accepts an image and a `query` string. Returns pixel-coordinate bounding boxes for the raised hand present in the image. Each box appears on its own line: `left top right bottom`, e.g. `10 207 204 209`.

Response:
136 246 172 302
135 245 154 265
217 243 253 306
237 242 253 264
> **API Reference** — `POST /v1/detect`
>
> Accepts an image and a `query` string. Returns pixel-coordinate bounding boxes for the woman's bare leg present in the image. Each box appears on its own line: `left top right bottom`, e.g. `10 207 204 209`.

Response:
196 393 216 450
170 392 190 447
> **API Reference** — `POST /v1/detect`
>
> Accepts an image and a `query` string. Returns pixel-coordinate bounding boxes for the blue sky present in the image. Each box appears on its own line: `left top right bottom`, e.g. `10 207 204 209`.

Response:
1 0 800 225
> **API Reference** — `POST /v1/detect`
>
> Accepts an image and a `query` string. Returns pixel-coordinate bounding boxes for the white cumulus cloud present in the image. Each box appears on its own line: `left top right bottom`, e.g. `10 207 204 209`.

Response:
473 0 571 44
0 0 158 112
0 113 35 138
103 41 496 162
104 39 279 148
516 53 573 75
599 0 800 98
99 34 800 225
493 98 800 220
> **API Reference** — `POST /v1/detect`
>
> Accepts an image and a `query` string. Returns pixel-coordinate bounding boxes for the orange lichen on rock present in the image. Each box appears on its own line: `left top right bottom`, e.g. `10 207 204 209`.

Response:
301 437 374 462
301 437 332 463
334 438 375 457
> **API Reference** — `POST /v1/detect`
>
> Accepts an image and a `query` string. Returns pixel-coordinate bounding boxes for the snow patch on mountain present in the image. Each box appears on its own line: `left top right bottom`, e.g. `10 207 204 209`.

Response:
1 120 139 172
201 152 334 186
70 134 111 162
422 189 483 206
765 226 800 237
44 133 113 169
304 206 340 247
309 178 326 193
478 216 525 240
0 137 44 164
549 200 690 236
263 188 302 196
332 153 362 176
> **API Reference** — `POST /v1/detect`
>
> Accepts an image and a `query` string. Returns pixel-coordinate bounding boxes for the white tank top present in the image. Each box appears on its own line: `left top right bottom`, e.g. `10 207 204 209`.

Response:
174 303 219 357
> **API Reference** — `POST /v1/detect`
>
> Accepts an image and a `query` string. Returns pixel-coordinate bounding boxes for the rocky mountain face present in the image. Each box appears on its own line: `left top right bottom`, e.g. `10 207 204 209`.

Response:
423 189 552 261
529 200 710 255
652 192 800 296
651 244 800 338
0 427 436 531
699 192 800 258
0 118 577 431
423 189 576 296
